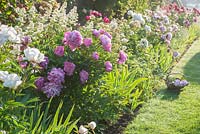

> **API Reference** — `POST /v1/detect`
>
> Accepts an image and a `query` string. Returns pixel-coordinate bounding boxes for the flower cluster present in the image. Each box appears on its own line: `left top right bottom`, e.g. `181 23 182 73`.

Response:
35 68 65 98
0 71 22 89
85 10 110 23
173 79 189 88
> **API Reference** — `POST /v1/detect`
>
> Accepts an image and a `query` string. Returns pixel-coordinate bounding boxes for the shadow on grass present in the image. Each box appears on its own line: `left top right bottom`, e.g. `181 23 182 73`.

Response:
183 52 200 84
157 88 180 101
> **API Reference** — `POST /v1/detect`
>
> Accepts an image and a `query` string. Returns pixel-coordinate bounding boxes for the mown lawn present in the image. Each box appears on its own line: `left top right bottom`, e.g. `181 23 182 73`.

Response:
124 39 200 134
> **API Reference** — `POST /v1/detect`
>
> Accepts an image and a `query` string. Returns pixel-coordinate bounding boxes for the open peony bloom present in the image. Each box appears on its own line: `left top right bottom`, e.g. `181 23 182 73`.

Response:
3 73 22 89
83 38 92 47
24 47 45 63
88 121 96 130
54 46 65 57
78 125 88 134
118 50 128 64
64 61 76 76
99 34 111 46
105 61 112 72
47 68 65 85
41 82 62 98
63 30 83 51
0 25 21 45
79 70 89 84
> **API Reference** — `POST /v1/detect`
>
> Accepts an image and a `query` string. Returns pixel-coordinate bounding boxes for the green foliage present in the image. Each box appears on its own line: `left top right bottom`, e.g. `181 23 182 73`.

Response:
29 99 79 134
100 67 147 110
0 0 37 25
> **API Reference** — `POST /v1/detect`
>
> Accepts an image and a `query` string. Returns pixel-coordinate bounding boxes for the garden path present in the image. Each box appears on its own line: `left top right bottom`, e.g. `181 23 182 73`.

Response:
124 39 200 134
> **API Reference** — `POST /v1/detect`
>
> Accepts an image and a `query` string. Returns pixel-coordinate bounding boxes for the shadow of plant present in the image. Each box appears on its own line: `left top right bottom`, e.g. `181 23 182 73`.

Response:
183 52 200 84
157 88 180 101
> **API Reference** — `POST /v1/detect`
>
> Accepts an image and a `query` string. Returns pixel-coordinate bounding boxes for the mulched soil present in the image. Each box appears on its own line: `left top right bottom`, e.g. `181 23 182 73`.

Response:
103 106 141 134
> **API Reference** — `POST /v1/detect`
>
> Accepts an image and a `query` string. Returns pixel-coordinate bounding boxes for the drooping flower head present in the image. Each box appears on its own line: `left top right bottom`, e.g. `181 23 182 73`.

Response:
118 50 128 64
105 61 112 72
79 70 89 84
64 61 76 76
63 30 83 51
47 68 65 85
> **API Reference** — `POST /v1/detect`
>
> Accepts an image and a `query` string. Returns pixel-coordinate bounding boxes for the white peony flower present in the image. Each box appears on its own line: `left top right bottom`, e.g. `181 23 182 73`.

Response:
0 25 21 46
0 71 9 81
24 47 45 63
78 125 88 134
3 73 22 89
88 121 96 130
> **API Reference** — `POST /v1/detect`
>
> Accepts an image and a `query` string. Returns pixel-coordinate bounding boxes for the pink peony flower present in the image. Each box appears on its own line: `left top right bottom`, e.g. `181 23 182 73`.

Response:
85 16 91 21
92 29 100 37
118 50 128 64
105 61 112 72
83 38 92 47
64 61 76 76
47 68 65 85
54 46 65 57
63 30 83 51
103 17 110 23
35 77 46 90
79 70 89 84
90 10 102 17
99 35 111 46
102 43 112 52
92 52 99 60
42 82 62 98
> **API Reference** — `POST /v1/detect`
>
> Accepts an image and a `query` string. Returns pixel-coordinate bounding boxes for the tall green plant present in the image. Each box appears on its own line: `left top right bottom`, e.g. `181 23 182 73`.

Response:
29 99 79 134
